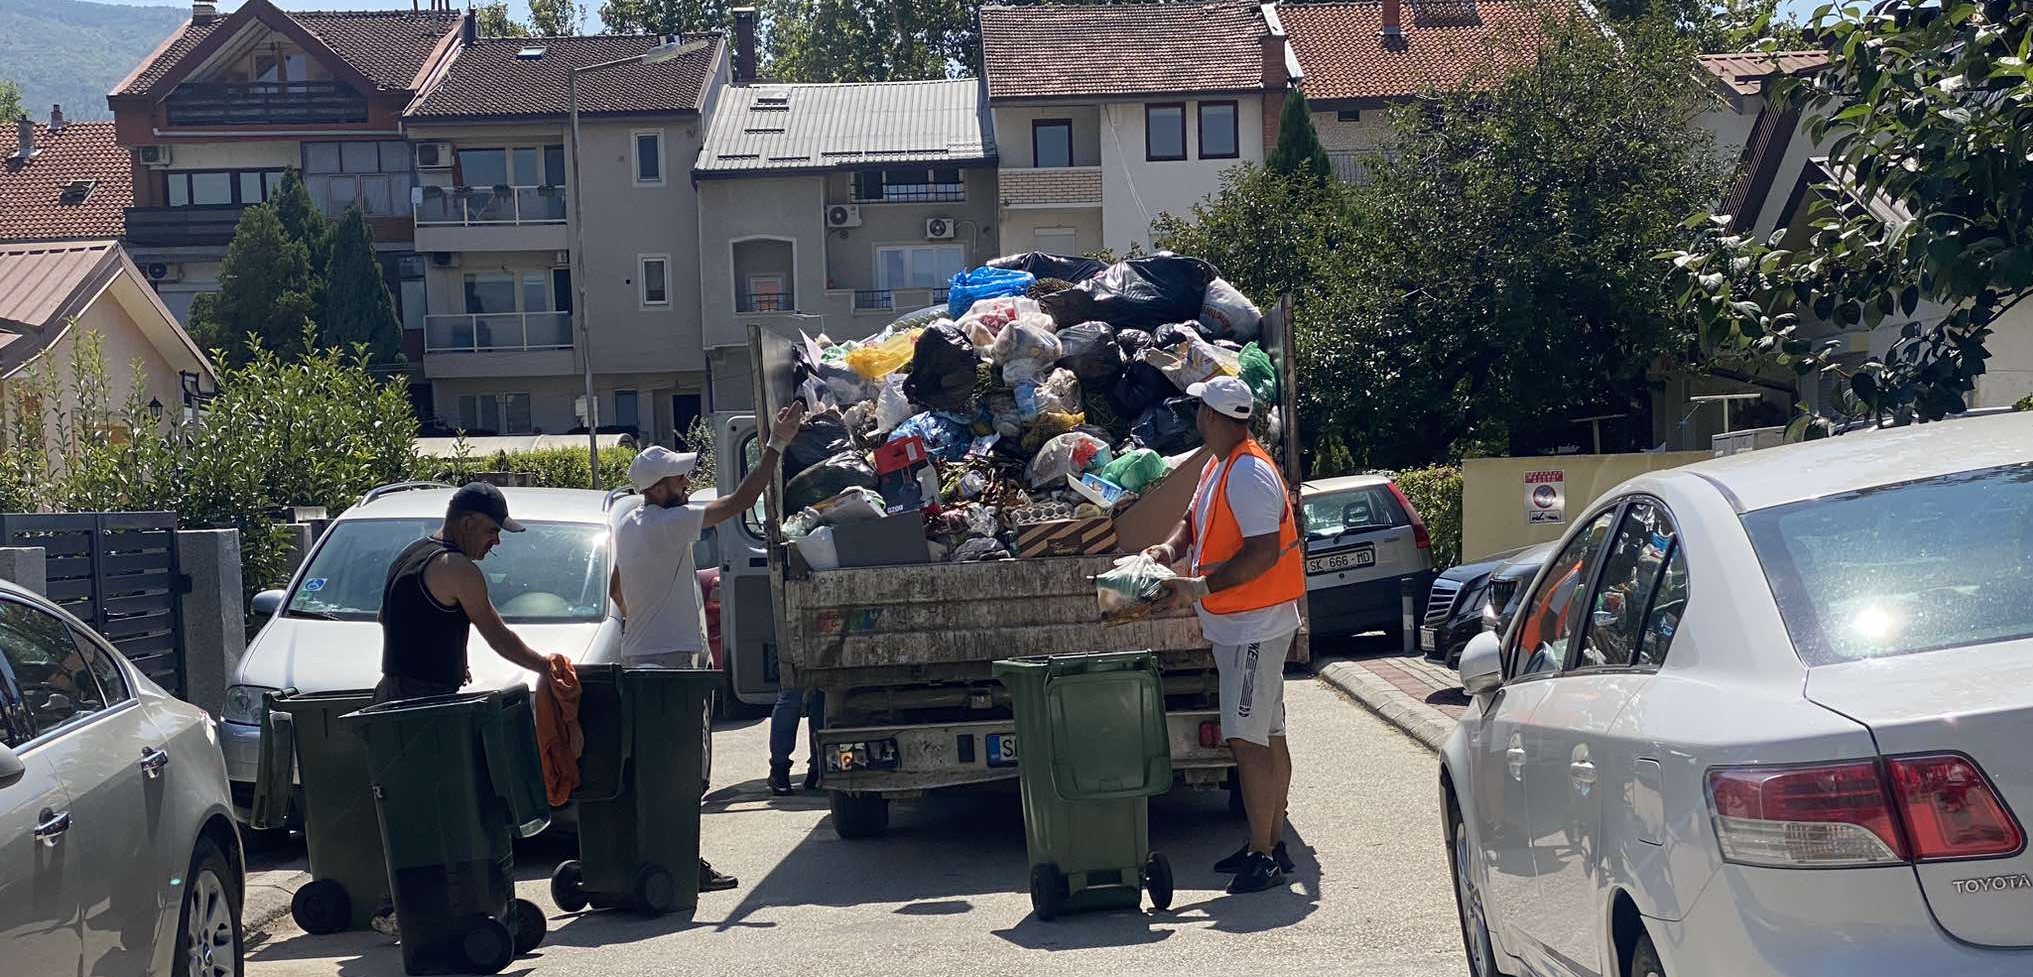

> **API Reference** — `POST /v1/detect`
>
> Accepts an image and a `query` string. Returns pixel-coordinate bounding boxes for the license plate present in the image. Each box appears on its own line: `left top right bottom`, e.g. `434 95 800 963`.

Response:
1306 548 1376 574
825 738 900 774
1419 626 1438 652
986 733 1019 768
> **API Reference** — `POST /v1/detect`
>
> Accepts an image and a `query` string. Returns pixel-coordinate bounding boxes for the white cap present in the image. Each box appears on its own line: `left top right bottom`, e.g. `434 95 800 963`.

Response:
1187 375 1254 420
628 445 699 492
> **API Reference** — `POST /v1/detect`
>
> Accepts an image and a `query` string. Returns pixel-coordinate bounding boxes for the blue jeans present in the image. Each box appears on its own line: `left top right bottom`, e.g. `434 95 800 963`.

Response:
770 686 825 767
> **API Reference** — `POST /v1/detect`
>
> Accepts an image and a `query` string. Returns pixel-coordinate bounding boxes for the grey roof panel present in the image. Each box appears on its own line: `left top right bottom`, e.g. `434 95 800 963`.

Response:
695 77 997 175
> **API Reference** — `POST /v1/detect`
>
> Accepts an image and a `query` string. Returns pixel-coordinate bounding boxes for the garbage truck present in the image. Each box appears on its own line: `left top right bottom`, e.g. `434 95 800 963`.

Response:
709 289 1308 839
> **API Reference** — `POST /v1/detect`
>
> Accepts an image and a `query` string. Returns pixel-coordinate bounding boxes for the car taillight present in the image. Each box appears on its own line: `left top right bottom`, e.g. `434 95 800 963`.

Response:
1386 483 1432 550
1199 721 1223 749
1887 754 2025 861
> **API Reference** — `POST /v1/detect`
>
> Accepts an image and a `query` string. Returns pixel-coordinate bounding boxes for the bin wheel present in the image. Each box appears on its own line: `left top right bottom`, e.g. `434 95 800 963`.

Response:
1144 852 1175 912
1029 863 1066 921
549 860 588 913
635 864 678 915
289 879 351 935
828 791 890 839
509 899 547 955
459 918 514 974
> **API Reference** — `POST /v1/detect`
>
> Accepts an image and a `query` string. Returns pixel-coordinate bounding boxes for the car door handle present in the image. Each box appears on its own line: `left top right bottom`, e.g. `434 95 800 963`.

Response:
34 808 71 847
1506 746 1527 780
1570 760 1598 787
139 747 171 779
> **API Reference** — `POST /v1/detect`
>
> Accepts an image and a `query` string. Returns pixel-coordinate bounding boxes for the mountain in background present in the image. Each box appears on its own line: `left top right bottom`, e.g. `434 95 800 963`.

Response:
0 0 188 121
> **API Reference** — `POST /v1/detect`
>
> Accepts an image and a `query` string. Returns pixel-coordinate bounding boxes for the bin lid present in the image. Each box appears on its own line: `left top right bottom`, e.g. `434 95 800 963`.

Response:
341 690 497 721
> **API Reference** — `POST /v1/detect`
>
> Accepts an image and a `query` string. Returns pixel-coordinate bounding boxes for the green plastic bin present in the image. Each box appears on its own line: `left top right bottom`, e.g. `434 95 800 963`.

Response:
251 688 387 933
550 665 715 915
343 688 550 975
992 651 1175 920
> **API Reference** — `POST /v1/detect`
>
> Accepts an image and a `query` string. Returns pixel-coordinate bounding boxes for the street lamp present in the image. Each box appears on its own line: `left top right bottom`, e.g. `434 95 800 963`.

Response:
566 34 710 486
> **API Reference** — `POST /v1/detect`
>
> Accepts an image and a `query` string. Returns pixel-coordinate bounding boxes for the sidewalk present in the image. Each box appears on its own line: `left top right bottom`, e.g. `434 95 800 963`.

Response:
1315 650 1468 753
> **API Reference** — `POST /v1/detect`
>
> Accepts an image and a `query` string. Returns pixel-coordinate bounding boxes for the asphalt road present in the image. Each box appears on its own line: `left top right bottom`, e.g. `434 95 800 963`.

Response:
243 674 1467 977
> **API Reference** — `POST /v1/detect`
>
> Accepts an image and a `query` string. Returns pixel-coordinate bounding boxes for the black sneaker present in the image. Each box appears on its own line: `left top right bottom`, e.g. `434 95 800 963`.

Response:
1225 851 1286 894
699 859 740 892
767 761 793 796
1213 841 1293 874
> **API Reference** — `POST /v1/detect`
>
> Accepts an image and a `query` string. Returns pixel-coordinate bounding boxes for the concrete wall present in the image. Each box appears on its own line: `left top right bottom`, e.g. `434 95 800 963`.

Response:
999 207 1104 258
572 116 709 378
1976 303 2033 408
696 174 829 352
1310 109 1392 153
818 167 999 291
153 139 303 172
1096 97 1264 252
992 105 1103 168
1461 452 1711 560
0 289 190 434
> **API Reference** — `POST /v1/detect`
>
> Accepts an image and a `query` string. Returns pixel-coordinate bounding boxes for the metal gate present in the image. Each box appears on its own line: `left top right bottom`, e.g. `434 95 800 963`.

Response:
0 512 188 697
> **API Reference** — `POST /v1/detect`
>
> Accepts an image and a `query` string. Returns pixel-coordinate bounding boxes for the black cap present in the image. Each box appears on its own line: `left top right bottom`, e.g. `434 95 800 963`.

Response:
447 481 524 532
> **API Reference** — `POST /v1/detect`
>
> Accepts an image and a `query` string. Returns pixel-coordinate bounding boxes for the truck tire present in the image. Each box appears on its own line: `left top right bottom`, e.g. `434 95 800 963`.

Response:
828 791 889 839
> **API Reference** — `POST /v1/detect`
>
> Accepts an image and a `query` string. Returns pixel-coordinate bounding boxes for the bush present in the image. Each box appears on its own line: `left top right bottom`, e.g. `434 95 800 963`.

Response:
1394 465 1463 570
423 445 635 490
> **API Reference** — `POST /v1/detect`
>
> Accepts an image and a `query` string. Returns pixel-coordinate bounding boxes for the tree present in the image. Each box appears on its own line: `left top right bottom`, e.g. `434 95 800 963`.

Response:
599 0 726 34
530 0 583 35
189 207 318 366
1597 0 1806 52
1664 0 2033 430
759 0 972 82
1264 88 1333 184
476 3 533 37
268 169 330 298
0 79 22 122
320 207 404 364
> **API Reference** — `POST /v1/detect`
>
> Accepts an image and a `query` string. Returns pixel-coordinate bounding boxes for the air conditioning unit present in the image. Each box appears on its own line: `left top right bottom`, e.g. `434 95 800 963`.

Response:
144 261 183 283
924 217 955 240
553 250 571 266
416 142 455 170
824 204 862 229
136 145 173 168
430 251 459 268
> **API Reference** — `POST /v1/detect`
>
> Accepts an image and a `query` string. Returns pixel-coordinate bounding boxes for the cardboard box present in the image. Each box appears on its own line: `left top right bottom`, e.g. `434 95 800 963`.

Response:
1014 517 1119 559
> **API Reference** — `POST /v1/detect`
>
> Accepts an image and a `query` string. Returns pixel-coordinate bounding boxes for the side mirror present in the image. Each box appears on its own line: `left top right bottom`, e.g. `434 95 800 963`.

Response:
251 590 286 617
1459 631 1504 696
0 743 24 790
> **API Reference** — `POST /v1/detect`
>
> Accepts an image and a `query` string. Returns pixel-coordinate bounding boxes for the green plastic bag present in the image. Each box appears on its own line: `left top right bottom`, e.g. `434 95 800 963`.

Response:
1100 448 1169 494
1239 342 1278 406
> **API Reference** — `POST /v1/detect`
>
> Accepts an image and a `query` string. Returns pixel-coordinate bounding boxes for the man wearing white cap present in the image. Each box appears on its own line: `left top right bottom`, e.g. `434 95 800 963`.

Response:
1142 375 1306 894
609 402 803 892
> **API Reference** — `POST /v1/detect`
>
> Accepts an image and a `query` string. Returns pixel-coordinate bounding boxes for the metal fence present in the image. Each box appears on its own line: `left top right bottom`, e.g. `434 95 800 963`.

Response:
0 513 188 697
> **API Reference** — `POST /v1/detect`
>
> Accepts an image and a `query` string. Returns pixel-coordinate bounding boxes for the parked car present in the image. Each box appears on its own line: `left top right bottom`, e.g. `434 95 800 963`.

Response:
0 579 244 977
1299 475 1435 639
1440 412 2033 977
1418 544 1548 668
1476 541 1558 643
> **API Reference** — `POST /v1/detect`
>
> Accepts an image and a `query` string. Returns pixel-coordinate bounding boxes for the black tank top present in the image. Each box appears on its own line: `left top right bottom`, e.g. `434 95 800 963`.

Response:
379 536 471 687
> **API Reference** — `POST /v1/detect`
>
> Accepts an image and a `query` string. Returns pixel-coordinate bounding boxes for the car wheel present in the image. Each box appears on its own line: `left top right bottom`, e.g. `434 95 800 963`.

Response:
179 838 243 977
828 791 889 839
1627 934 1665 977
1448 808 1501 977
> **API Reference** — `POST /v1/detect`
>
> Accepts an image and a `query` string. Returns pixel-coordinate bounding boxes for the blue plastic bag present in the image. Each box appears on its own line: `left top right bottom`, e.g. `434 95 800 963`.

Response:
888 411 974 462
946 266 1035 319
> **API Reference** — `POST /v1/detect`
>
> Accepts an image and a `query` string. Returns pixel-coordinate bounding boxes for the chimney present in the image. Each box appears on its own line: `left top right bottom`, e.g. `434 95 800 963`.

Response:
1381 0 1403 39
732 7 758 85
192 1 218 24
460 9 478 45
14 116 33 160
49 105 64 131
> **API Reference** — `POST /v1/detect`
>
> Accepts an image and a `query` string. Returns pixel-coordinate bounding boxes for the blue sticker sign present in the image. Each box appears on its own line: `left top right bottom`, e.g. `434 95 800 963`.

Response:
303 578 326 592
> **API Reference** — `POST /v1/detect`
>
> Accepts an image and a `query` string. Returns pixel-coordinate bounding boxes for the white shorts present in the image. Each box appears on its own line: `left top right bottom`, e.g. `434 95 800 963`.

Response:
1214 631 1295 747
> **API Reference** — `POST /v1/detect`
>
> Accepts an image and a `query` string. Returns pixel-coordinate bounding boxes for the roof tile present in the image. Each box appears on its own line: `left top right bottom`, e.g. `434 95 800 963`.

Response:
117 10 463 97
0 123 133 243
408 35 723 120
1696 51 1831 97
979 3 1271 101
1281 0 1567 101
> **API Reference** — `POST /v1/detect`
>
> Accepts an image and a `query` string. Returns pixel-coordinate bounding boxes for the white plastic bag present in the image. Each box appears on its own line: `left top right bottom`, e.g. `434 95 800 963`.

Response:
957 296 1041 347
1026 432 1113 489
1036 368 1082 417
874 375 911 434
1199 277 1263 342
992 322 1063 383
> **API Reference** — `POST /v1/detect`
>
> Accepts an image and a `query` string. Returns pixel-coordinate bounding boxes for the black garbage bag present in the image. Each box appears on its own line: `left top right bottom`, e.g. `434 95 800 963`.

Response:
1107 360 1174 421
987 251 1108 283
784 412 853 481
1041 254 1218 330
1115 328 1153 359
1056 321 1123 387
1152 322 1208 348
784 451 878 513
1132 396 1205 455
903 323 981 413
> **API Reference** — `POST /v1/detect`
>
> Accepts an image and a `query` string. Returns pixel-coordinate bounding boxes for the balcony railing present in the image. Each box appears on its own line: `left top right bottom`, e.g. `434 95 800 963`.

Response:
424 312 573 353
416 186 568 226
1328 151 1400 187
123 205 249 247
737 292 794 313
164 81 369 127
850 287 950 312
852 184 968 204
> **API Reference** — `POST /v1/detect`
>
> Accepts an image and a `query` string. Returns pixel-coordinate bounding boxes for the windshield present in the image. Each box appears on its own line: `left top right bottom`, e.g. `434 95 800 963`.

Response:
286 518 610 623
1744 463 2033 665
1300 486 1402 538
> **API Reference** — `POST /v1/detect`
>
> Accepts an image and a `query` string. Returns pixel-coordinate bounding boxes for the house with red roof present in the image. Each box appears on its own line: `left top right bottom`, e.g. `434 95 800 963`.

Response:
1 113 133 245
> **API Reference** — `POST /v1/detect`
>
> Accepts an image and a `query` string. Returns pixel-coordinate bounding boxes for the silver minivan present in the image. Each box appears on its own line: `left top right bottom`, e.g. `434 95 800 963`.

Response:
1298 475 1435 639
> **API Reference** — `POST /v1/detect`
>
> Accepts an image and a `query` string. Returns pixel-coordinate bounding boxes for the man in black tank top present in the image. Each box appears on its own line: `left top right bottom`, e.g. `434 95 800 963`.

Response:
374 482 550 704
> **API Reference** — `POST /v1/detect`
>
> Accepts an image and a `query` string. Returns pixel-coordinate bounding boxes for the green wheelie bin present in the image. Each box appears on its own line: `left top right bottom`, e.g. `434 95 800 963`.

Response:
993 651 1175 920
550 665 715 915
343 688 551 975
250 688 388 934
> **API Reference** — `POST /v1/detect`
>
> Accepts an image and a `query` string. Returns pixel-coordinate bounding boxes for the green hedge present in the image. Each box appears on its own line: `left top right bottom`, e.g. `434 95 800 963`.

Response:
1394 464 1463 570
423 446 636 490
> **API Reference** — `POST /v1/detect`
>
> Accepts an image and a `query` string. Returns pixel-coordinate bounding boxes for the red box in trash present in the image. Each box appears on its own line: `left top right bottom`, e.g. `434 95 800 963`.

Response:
874 436 930 475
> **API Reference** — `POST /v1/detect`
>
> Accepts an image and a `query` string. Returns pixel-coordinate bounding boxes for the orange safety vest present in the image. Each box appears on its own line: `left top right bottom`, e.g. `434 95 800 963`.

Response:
1190 439 1306 615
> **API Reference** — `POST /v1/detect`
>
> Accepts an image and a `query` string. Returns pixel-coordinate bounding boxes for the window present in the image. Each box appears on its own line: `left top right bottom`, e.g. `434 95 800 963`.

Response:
1033 118 1073 168
1640 544 1688 668
744 275 787 312
286 518 609 622
851 167 966 203
1573 500 1679 670
1508 509 1618 679
164 169 283 207
463 273 519 314
0 600 112 740
875 244 966 291
1199 100 1239 160
455 393 534 435
1299 487 1404 538
1146 103 1187 161
304 140 413 217
634 130 665 185
69 629 131 706
458 147 509 187
613 389 639 431
640 255 670 307
1337 109 1363 123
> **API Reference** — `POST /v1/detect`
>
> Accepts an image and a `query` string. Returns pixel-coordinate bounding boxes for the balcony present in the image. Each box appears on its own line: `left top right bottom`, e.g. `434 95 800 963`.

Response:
998 166 1103 209
164 82 369 127
123 205 248 248
736 292 795 314
414 186 570 253
843 288 949 314
425 312 572 353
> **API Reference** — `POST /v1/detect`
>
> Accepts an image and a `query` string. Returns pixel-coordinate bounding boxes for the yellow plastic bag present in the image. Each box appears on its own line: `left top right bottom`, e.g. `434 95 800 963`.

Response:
844 329 923 380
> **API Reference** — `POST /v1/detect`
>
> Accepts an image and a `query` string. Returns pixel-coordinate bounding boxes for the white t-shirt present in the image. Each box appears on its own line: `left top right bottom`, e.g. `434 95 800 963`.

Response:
1189 452 1303 646
612 499 708 660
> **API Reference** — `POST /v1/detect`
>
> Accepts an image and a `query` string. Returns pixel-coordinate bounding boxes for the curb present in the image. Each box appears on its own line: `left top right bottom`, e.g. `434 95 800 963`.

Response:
1316 660 1454 754
243 868 309 933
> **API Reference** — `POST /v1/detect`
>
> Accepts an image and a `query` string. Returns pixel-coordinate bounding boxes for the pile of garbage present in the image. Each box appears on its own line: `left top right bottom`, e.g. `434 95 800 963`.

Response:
778 251 1284 570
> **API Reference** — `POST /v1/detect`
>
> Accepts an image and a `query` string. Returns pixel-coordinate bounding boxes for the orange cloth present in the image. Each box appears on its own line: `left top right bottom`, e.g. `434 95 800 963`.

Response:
1190 438 1306 615
534 654 583 807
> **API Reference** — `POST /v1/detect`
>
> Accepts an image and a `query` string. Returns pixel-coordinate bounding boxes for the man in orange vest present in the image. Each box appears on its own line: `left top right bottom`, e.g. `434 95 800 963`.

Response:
1142 376 1306 894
